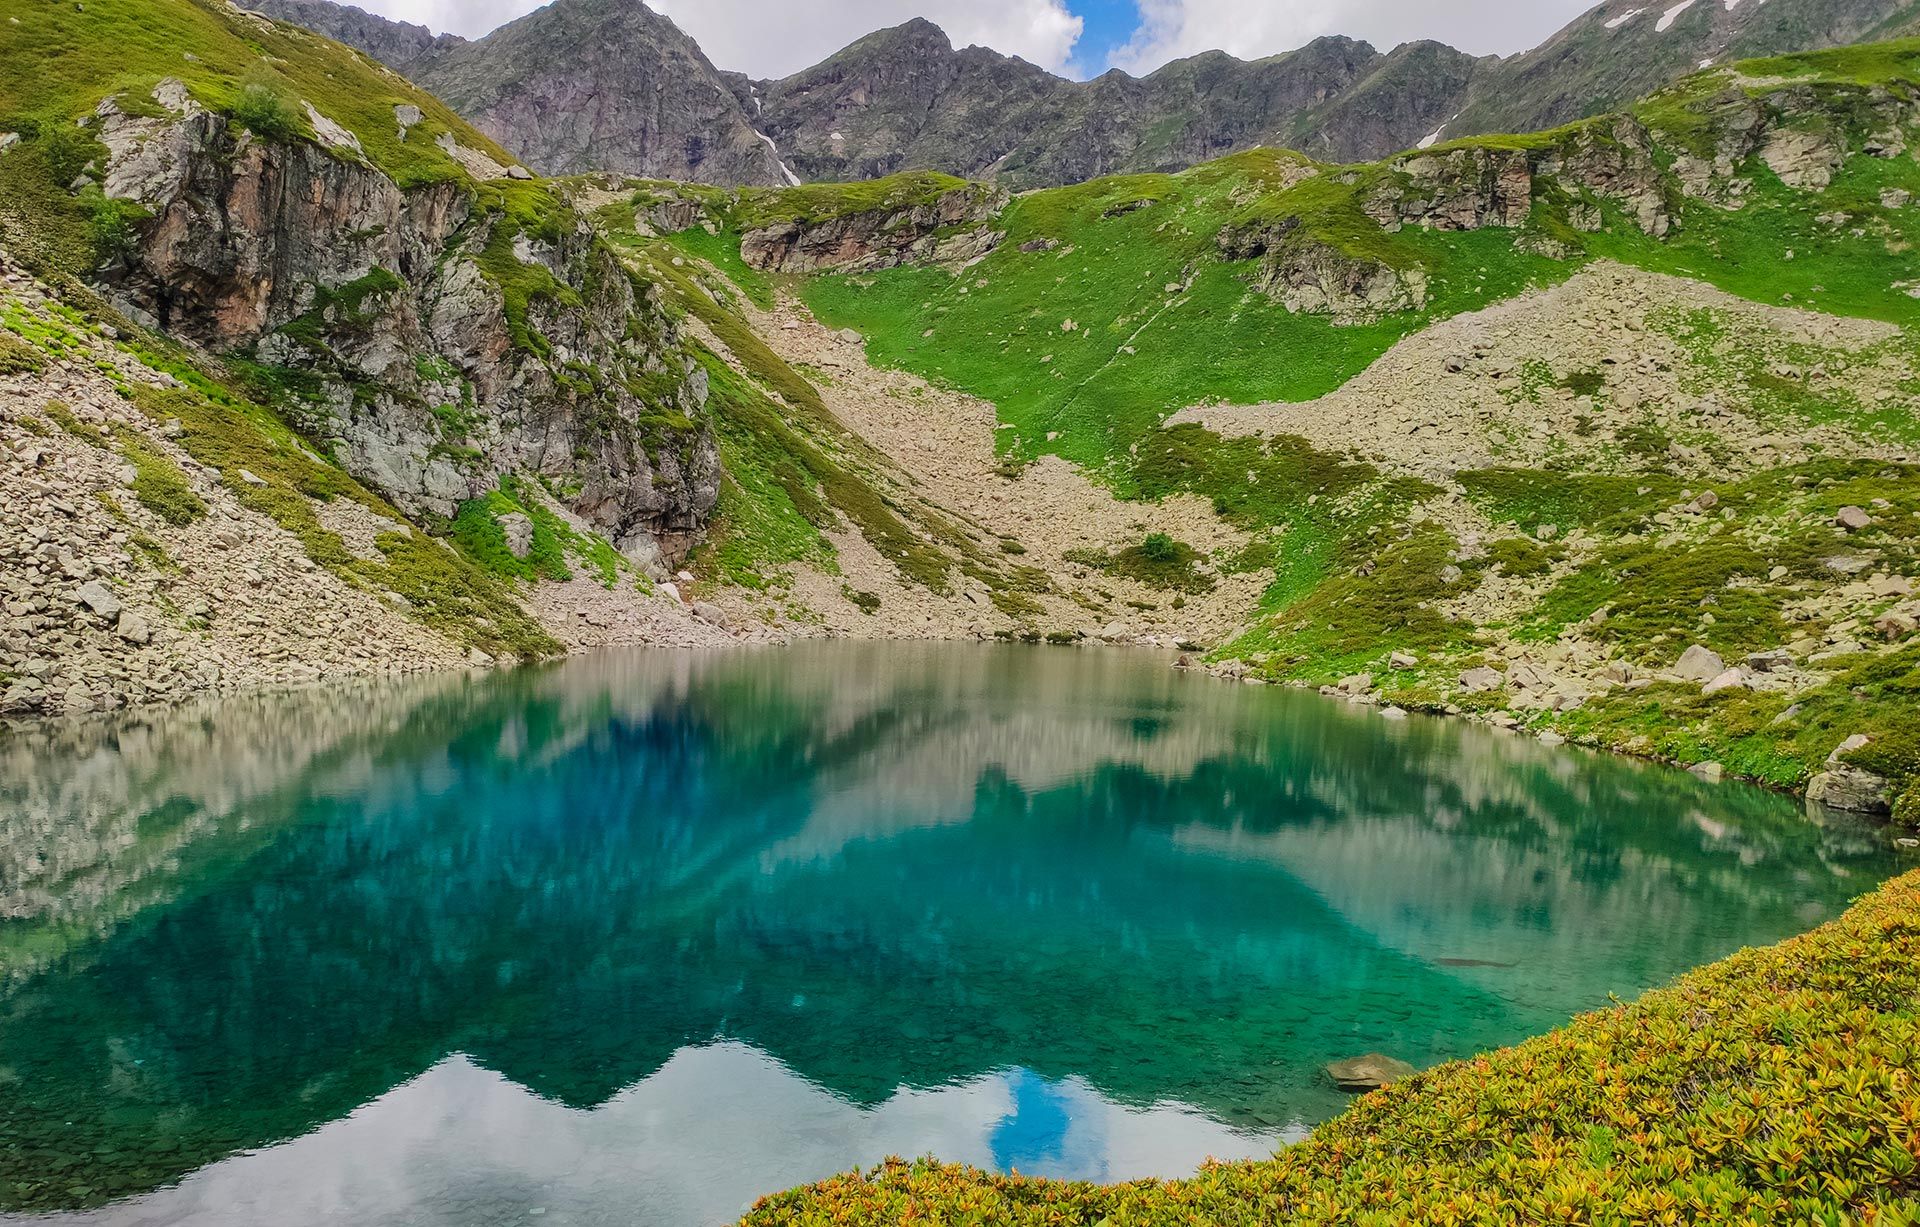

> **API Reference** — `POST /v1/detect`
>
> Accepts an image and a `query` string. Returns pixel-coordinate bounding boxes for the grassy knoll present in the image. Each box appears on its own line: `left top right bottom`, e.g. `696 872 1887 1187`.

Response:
745 868 1920 1225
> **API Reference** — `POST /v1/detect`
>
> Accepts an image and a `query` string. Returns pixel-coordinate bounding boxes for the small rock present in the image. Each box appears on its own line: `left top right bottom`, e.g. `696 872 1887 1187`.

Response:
1326 1053 1417 1092
1836 506 1873 531
1336 672 1374 696
836 328 863 346
1538 731 1566 747
1746 649 1793 673
1388 651 1419 669
693 601 728 628
1380 706 1408 720
1690 490 1720 513
238 469 268 487
1691 761 1725 782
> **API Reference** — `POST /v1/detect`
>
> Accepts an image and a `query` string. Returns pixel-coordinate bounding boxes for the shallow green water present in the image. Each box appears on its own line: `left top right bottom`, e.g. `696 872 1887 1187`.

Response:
0 643 1900 1226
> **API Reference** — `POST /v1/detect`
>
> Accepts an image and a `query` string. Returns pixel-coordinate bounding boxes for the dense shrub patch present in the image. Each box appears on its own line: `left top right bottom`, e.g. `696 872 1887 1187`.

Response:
746 870 1920 1225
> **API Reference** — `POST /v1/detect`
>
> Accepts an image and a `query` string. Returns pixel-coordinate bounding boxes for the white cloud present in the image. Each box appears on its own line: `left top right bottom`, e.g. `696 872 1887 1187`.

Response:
1113 0 1595 73
350 0 1084 77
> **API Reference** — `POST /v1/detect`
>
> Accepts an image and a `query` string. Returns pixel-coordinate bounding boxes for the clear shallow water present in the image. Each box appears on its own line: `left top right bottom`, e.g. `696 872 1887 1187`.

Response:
0 642 1901 1226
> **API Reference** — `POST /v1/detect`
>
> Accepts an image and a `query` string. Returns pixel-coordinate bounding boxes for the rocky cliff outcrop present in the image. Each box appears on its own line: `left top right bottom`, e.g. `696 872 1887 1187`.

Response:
95 84 718 569
1220 79 1920 320
739 182 1008 274
1218 218 1430 323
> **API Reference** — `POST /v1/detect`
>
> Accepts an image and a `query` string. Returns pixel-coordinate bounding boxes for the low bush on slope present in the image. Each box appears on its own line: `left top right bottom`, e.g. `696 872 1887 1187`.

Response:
745 869 1920 1226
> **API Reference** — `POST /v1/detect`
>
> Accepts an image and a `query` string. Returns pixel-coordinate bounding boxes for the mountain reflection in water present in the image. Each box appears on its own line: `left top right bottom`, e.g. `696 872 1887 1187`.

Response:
0 642 1899 1226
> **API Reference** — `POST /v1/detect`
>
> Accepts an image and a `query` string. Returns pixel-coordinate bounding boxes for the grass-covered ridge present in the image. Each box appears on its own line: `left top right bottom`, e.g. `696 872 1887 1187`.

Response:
0 0 512 195
745 868 1920 1225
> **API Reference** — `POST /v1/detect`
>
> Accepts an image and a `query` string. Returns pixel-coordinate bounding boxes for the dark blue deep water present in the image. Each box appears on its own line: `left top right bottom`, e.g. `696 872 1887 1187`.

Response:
0 643 1900 1225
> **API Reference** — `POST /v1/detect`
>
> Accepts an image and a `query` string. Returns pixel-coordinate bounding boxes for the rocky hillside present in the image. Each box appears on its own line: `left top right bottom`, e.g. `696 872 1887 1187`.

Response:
0 0 769 717
260 0 1920 188
3 0 724 569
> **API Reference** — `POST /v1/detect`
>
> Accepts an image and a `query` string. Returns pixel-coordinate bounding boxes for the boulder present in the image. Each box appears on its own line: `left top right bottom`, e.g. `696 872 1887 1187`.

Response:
1702 669 1748 696
75 580 122 619
1388 651 1419 669
1837 506 1874 531
1459 666 1504 693
1336 673 1374 696
116 611 151 645
1691 762 1725 782
692 601 729 628
1326 1053 1418 1092
1746 649 1793 673
1673 645 1726 682
1809 767 1894 814
1807 735 1893 815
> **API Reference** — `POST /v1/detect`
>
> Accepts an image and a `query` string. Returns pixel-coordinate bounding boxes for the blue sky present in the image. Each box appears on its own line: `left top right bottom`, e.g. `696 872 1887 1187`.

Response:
1064 0 1143 77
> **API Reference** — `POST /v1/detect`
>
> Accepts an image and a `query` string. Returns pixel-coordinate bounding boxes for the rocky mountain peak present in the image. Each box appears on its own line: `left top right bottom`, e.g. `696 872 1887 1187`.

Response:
411 0 790 183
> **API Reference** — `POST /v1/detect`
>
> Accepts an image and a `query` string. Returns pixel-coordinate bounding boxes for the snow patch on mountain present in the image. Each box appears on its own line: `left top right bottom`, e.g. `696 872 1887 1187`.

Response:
1657 0 1697 31
1606 8 1646 30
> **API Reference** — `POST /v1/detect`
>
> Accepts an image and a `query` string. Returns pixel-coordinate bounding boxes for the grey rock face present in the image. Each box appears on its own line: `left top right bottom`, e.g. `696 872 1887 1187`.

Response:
95 95 719 565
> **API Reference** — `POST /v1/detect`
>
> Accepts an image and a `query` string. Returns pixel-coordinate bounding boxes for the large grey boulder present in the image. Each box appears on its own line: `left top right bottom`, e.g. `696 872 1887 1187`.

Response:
1673 645 1725 682
1807 735 1894 815
1459 666 1504 693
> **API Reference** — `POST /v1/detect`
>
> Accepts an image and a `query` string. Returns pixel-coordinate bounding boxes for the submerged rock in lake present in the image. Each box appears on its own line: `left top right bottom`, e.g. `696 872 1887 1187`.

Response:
1326 1053 1419 1092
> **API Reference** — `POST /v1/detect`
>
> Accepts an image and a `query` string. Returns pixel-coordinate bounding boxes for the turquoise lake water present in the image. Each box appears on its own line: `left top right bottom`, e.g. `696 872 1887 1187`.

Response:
0 642 1901 1226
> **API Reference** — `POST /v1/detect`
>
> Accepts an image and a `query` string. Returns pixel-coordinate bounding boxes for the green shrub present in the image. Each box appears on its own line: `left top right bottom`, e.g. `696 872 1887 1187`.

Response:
0 331 43 375
230 83 304 144
744 870 1920 1225
1485 536 1559 578
115 429 206 526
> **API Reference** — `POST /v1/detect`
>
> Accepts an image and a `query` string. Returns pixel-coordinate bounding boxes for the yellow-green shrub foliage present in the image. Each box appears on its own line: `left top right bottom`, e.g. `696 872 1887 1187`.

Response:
744 871 1920 1225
